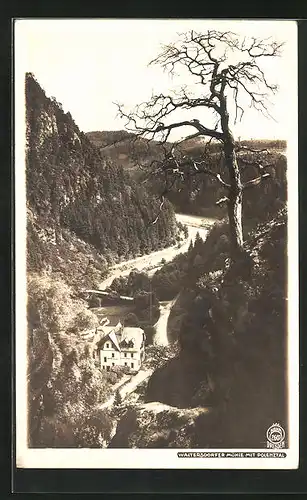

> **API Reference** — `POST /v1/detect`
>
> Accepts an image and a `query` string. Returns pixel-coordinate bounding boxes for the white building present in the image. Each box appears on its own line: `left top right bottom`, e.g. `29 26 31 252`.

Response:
95 321 146 373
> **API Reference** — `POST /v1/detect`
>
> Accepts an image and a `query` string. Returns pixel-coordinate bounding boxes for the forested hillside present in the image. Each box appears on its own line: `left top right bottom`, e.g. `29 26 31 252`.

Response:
25 73 178 447
26 73 177 284
87 130 287 220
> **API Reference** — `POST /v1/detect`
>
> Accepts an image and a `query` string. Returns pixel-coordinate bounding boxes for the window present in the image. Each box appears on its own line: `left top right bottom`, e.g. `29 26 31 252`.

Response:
124 362 127 366
112 353 115 358
104 357 107 363
112 363 115 366
107 366 110 372
131 362 134 369
131 353 133 358
124 353 127 357
106 343 109 348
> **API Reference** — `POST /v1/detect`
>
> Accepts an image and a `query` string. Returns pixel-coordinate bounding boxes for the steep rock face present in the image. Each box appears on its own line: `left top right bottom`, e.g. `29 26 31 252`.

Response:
109 402 209 448
142 209 287 448
26 74 177 280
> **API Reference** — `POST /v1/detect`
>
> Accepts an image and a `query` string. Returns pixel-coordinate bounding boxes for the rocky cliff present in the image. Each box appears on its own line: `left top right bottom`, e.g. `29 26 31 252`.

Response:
109 402 209 448
26 73 177 286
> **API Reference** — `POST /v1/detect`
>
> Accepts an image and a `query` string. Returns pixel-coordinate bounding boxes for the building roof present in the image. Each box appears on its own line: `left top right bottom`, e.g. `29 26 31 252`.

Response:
119 327 145 351
96 321 122 349
109 329 121 351
97 325 145 352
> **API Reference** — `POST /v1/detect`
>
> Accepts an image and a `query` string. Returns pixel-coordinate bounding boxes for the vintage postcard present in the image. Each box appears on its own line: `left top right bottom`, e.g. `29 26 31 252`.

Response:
14 18 298 469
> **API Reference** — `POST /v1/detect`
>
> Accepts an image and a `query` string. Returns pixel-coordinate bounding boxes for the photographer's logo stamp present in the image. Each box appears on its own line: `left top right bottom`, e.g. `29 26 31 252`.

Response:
266 423 285 449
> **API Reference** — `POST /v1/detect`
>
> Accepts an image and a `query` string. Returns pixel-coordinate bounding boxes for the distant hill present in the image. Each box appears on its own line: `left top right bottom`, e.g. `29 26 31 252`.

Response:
86 129 287 220
86 130 167 180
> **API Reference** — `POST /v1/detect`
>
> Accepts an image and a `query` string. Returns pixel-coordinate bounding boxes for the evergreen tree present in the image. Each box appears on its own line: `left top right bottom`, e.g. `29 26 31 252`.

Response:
194 232 204 254
114 389 122 406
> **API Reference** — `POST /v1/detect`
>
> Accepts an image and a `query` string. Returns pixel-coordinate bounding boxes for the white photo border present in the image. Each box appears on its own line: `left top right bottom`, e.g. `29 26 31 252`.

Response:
14 18 299 470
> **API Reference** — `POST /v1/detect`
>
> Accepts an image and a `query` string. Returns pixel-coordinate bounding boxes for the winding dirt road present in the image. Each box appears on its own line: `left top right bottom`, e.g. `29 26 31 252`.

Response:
99 213 214 290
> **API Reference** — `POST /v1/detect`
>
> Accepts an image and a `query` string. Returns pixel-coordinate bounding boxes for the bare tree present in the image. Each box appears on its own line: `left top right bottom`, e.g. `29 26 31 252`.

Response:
117 30 283 256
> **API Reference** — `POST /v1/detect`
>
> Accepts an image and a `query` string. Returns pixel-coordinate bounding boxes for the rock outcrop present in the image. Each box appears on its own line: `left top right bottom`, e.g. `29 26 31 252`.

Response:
109 402 209 448
113 209 288 448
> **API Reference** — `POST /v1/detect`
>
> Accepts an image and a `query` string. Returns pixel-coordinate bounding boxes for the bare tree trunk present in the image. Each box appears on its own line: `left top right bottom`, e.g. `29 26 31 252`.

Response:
220 96 244 254
224 143 244 253
227 188 243 253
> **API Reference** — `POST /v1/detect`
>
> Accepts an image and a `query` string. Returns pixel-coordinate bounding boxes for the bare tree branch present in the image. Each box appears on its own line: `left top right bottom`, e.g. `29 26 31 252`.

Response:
115 29 283 249
216 196 230 205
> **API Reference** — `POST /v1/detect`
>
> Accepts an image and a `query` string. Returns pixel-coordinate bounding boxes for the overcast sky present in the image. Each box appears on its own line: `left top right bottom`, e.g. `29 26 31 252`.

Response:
15 19 297 140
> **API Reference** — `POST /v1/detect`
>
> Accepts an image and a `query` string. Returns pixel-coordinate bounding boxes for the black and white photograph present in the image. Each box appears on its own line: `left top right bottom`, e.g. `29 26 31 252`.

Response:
14 18 298 469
